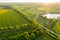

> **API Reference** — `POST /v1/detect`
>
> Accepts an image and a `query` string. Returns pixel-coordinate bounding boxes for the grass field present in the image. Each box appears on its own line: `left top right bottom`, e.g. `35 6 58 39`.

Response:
12 5 60 40
0 3 60 40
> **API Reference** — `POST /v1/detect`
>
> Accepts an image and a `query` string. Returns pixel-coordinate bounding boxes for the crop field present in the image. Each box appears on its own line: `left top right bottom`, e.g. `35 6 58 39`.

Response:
0 3 60 40
0 9 32 30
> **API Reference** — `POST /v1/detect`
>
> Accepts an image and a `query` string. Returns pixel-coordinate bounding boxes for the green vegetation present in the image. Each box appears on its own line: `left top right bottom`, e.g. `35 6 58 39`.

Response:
0 3 60 40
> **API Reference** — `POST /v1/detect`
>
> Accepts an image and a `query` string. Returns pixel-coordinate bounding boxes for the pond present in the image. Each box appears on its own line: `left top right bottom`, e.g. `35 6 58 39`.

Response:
42 13 60 19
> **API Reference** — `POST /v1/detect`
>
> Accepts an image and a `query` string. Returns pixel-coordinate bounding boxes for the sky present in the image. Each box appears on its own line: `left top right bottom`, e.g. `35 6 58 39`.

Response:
0 0 60 3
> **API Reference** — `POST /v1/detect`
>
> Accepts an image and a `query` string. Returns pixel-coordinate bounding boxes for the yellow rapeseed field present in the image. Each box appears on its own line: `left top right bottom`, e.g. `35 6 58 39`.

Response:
0 9 9 14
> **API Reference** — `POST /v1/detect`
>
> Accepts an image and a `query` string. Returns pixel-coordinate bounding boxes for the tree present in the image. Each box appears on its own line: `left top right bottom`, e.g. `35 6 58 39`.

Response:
0 27 4 31
15 25 20 29
9 26 14 30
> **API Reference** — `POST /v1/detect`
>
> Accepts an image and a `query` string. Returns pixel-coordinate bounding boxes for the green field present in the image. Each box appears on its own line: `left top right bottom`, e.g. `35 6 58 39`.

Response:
0 3 60 40
0 9 32 30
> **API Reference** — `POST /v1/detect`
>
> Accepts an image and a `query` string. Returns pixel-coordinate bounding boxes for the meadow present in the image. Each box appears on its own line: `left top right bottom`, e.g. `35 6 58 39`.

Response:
0 3 60 40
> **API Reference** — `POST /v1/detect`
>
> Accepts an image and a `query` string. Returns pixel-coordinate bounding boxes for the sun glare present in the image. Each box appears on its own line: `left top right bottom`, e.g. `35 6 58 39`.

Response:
0 0 60 3
39 0 59 3
19 0 60 3
40 0 52 3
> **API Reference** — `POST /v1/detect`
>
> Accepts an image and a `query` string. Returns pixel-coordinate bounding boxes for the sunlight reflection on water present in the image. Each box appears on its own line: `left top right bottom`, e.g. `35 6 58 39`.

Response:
42 13 60 19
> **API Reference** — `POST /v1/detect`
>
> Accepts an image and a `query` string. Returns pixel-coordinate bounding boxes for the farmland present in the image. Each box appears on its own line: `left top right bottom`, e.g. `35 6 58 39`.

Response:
0 3 60 40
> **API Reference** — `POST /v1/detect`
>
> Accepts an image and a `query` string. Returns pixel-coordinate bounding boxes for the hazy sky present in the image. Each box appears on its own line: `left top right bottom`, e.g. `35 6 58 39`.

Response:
0 0 60 3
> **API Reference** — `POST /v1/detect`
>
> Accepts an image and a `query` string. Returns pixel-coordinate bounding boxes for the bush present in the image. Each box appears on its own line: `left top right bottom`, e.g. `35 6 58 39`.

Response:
0 27 4 31
15 25 20 29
